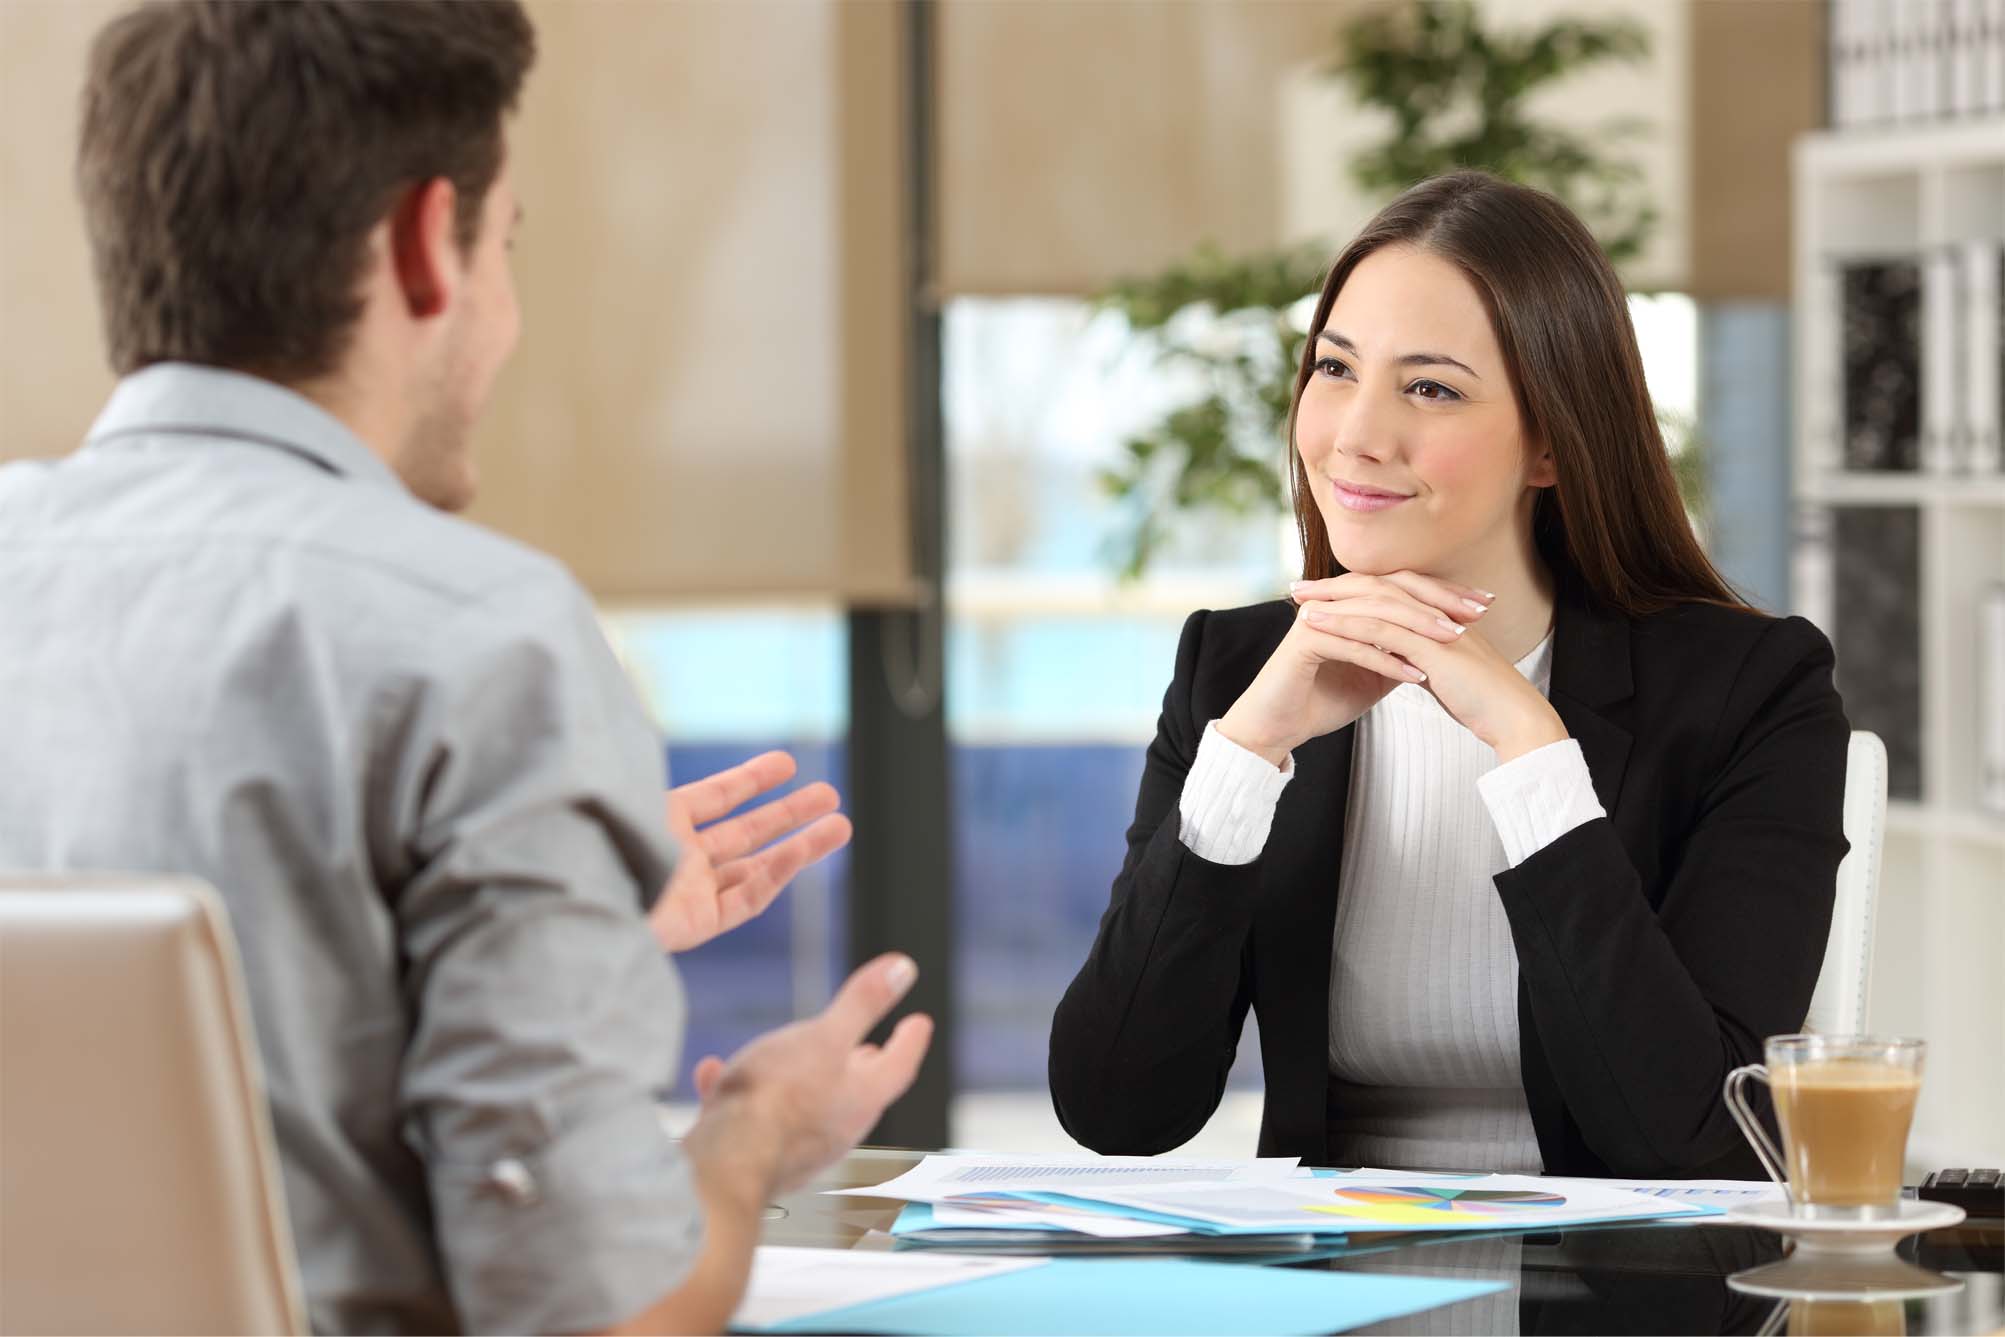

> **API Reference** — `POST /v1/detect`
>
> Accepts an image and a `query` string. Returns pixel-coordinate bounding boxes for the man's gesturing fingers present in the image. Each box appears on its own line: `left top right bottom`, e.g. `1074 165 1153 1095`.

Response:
848 1013 934 1113
819 953 921 1048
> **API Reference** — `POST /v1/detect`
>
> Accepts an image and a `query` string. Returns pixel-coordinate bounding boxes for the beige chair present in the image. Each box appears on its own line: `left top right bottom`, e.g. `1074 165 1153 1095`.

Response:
0 875 305 1335
1804 730 1887 1036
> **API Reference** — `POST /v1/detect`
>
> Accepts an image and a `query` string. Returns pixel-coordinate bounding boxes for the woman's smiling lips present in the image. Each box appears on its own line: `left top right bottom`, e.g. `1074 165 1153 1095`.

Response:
1329 478 1415 513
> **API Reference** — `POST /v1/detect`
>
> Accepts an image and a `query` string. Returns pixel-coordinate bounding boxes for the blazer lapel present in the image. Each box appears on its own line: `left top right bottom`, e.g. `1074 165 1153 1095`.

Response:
1520 574 1639 1172
1548 576 1636 813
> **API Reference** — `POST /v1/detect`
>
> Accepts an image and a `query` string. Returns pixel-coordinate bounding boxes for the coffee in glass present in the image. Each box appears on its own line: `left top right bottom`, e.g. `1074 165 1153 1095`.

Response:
1725 1035 1924 1219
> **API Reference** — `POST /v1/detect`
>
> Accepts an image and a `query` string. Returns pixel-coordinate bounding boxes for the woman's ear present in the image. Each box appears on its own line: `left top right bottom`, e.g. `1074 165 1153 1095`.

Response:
1526 442 1558 489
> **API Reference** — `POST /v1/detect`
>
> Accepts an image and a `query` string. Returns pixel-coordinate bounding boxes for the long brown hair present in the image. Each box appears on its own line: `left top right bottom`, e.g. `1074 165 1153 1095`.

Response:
1288 171 1746 615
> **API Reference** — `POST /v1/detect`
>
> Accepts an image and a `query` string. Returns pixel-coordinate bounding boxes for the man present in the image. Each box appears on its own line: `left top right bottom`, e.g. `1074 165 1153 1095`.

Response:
0 3 929 1332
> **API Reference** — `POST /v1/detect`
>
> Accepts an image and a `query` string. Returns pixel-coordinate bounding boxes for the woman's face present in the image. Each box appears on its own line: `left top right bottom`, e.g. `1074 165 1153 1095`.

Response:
1295 244 1553 580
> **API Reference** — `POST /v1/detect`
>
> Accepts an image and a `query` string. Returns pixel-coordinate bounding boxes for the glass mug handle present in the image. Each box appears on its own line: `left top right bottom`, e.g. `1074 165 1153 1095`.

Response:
1724 1063 1792 1198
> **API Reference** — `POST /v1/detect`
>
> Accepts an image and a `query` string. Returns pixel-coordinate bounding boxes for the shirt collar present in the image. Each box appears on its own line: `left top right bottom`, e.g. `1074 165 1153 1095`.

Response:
83 361 408 494
1514 625 1557 694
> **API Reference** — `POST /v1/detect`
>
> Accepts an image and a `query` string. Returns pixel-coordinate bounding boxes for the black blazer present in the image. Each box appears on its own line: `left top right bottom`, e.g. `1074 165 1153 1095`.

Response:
1049 574 1851 1178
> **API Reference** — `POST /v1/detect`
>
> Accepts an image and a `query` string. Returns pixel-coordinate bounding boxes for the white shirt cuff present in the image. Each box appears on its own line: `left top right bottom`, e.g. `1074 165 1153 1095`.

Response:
1477 737 1607 866
1177 721 1294 865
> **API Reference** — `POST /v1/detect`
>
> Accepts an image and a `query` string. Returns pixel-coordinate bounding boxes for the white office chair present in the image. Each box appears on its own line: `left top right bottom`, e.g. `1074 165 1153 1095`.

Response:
1803 731 1887 1036
0 876 306 1335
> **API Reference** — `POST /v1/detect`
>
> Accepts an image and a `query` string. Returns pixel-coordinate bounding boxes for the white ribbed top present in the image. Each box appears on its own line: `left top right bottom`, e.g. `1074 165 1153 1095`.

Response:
1325 636 1554 1173
1178 629 1607 1174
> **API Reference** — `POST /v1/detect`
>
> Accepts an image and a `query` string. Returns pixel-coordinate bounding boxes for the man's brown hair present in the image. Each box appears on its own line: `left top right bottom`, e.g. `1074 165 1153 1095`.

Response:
77 0 535 383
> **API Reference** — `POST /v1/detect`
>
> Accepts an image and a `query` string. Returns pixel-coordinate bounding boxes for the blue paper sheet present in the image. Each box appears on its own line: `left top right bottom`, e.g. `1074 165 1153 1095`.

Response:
750 1257 1506 1335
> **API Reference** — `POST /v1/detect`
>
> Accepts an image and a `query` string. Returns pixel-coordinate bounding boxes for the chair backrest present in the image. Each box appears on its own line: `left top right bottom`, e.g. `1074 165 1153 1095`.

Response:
1804 731 1887 1036
0 876 305 1335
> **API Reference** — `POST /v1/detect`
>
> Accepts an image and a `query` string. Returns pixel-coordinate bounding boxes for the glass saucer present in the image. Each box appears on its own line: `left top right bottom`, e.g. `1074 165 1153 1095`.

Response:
1727 1252 1965 1302
1723 1197 1965 1255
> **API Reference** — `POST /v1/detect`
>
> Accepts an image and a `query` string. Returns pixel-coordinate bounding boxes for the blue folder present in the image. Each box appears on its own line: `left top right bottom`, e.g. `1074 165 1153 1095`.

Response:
742 1257 1506 1335
891 1198 1248 1236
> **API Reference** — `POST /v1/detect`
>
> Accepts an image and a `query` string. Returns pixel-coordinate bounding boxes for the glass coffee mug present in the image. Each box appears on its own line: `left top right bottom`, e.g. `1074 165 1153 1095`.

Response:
1725 1034 1925 1219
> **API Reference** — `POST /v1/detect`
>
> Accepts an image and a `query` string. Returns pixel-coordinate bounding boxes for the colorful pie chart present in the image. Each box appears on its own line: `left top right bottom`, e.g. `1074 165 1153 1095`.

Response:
1306 1185 1569 1226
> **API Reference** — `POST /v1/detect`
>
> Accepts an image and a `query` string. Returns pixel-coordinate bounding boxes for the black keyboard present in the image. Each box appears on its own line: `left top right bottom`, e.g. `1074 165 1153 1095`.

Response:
1917 1167 2005 1218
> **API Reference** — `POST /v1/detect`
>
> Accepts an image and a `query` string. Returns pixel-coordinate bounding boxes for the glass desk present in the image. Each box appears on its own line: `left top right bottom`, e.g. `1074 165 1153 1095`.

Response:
765 1149 2005 1335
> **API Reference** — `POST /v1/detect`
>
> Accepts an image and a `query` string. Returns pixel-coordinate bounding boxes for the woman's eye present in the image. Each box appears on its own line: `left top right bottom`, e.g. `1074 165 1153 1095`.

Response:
1313 356 1352 380
1408 379 1462 402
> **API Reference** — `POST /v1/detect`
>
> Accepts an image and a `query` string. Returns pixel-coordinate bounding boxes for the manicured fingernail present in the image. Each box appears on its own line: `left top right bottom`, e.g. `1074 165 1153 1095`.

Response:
1304 607 1327 625
1437 618 1465 637
887 955 917 991
1404 666 1427 682
1477 590 1497 602
1461 598 1489 615
1288 581 1309 596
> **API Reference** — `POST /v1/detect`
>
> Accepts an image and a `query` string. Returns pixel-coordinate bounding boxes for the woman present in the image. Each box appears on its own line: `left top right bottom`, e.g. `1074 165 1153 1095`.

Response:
1048 171 1849 1179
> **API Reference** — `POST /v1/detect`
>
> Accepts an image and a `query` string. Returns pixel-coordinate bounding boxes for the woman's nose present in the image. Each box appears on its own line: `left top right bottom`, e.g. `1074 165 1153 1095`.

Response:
1328 391 1394 465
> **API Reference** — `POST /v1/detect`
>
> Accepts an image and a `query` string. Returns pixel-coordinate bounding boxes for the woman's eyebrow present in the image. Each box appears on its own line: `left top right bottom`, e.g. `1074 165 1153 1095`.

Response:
1316 328 1480 380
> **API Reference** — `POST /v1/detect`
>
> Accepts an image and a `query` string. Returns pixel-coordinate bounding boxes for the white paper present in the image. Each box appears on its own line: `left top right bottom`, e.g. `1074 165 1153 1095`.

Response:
1053 1171 1709 1234
830 1153 1302 1203
732 1246 1046 1330
1589 1177 1788 1218
1316 1168 1784 1216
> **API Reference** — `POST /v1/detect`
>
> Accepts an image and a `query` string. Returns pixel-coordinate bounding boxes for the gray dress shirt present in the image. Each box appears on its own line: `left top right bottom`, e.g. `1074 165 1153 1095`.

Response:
0 364 701 1334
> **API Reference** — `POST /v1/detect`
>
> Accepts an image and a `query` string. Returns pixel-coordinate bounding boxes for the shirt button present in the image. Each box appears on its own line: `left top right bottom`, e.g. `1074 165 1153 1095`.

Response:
487 1157 540 1206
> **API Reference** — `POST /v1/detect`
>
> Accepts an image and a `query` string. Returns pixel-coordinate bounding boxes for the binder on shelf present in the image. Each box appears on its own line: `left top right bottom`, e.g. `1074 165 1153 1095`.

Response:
1932 0 1955 119
1833 0 2005 124
1808 264 1847 475
1922 248 1960 474
1831 0 1858 128
1870 0 1896 126
1886 0 1913 124
1896 0 1938 121
1834 0 1888 128
1833 507 1925 800
1902 0 1924 120
1951 0 1986 116
1988 0 2001 113
1982 584 2005 815
1792 505 1837 642
1841 259 1923 472
1990 0 2005 115
1966 241 2003 475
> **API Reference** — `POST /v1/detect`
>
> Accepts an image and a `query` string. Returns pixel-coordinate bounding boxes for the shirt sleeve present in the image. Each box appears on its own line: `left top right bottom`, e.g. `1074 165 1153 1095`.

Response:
1476 737 1607 866
384 569 699 1336
1176 720 1295 865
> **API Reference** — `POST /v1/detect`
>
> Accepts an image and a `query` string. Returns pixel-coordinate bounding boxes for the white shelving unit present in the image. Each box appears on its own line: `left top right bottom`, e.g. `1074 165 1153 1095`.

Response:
1793 118 2005 1173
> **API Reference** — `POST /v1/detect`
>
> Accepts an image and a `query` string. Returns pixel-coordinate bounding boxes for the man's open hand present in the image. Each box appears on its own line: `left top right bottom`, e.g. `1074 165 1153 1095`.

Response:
650 751 851 952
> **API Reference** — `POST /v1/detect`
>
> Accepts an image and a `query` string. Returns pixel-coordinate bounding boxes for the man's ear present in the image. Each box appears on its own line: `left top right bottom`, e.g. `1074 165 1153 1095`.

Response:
387 177 461 320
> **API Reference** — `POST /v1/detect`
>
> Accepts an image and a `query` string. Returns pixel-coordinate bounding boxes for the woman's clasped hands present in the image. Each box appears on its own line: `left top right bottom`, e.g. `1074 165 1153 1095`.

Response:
1215 572 1568 768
